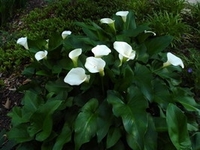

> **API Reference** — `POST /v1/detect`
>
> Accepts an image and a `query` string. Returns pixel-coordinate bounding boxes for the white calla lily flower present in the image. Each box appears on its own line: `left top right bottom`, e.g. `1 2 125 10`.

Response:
100 18 115 24
64 67 90 86
35 50 48 61
163 52 184 68
85 57 106 76
17 37 29 50
69 48 82 66
100 18 115 30
91 45 111 57
144 30 156 36
61 30 72 39
113 41 136 65
116 11 129 22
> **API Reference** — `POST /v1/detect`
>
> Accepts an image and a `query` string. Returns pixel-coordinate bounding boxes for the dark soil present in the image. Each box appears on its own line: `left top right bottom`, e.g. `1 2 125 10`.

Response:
0 0 47 132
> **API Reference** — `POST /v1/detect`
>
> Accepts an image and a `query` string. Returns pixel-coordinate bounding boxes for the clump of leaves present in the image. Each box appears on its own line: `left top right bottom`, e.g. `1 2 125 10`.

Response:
7 11 200 150
147 11 190 47
153 0 186 14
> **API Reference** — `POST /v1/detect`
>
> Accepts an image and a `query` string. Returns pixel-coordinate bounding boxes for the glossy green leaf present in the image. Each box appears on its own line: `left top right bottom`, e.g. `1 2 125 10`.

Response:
115 64 134 91
191 132 200 150
22 90 44 113
145 35 173 56
106 127 121 149
7 124 33 143
97 101 113 143
154 117 168 132
125 11 136 30
28 100 62 141
45 79 72 95
133 63 153 101
53 123 71 150
74 98 99 150
173 88 200 114
166 104 192 150
7 107 27 127
144 116 157 150
107 88 148 150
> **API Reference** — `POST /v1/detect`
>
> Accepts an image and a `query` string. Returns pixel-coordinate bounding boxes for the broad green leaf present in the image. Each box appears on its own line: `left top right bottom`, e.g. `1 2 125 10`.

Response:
97 101 113 143
133 63 153 101
76 22 99 40
107 88 148 150
115 64 134 91
145 35 173 56
191 132 200 150
48 33 62 50
152 79 172 109
144 116 157 150
45 79 72 95
172 88 200 114
7 107 27 127
123 24 150 38
7 124 33 143
74 98 99 150
22 66 35 77
53 123 71 150
166 104 192 150
22 90 44 113
28 100 62 141
154 117 168 132
125 11 136 30
106 127 121 149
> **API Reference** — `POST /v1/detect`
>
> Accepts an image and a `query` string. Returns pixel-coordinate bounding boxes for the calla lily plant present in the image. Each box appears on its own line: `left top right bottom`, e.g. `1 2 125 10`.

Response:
11 10 200 150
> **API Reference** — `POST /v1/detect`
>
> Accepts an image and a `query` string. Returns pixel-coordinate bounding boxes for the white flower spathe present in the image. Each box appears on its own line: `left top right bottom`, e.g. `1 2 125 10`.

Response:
85 56 106 76
69 48 82 66
17 37 29 50
113 41 136 63
35 50 48 61
91 45 111 57
163 52 184 68
64 67 90 86
144 30 156 36
100 18 115 24
61 30 72 39
116 11 129 22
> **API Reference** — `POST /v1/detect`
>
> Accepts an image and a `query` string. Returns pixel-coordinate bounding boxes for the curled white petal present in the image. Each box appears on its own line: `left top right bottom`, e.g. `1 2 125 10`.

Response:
69 48 82 66
64 67 89 86
91 45 111 57
85 57 106 75
35 50 48 61
116 11 129 22
69 48 82 60
144 30 156 36
113 41 136 61
17 37 29 49
61 30 72 39
163 52 184 68
100 18 115 24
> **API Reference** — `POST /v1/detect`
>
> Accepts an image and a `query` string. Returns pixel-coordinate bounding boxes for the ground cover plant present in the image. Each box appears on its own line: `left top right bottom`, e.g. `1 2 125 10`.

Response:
1 0 200 149
6 10 200 150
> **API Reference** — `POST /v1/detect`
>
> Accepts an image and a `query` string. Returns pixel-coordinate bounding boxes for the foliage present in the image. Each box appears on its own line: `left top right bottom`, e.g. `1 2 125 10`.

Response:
147 11 190 47
181 48 200 99
153 0 186 14
20 0 133 39
0 45 29 73
7 11 200 150
0 129 16 150
0 0 27 26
